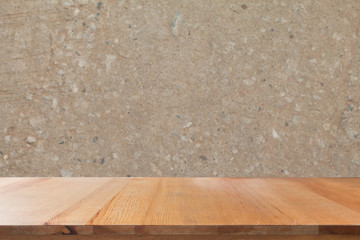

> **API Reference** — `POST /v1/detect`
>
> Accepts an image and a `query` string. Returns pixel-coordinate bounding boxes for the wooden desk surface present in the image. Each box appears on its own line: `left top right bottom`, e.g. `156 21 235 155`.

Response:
0 177 359 238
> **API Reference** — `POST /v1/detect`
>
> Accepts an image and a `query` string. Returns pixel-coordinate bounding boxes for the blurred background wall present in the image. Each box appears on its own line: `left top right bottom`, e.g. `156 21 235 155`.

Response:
0 0 359 177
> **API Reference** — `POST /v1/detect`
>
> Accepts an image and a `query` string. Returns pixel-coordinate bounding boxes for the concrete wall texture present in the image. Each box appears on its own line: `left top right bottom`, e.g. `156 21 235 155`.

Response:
0 0 359 177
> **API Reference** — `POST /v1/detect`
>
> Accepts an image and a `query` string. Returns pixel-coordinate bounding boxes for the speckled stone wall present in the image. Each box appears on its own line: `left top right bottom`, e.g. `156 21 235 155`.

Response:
0 0 359 177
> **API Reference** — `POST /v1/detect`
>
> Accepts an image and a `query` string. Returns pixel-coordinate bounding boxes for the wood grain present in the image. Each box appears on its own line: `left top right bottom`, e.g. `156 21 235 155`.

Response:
0 177 359 237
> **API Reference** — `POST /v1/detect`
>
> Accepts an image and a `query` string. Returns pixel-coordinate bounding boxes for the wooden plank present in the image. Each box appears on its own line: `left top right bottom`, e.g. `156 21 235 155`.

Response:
224 178 360 225
296 178 360 213
89 178 161 225
0 178 113 225
0 177 359 237
89 178 360 226
46 178 131 225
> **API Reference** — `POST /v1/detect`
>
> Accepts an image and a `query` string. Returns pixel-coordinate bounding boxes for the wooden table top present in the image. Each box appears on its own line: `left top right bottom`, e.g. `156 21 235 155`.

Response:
0 177 359 237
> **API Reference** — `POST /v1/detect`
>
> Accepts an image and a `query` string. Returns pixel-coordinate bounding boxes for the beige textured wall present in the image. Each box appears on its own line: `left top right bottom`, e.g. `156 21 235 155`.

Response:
0 0 359 177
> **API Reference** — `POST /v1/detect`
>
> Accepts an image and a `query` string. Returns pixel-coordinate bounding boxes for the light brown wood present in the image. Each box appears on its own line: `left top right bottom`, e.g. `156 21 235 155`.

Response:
0 177 359 238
